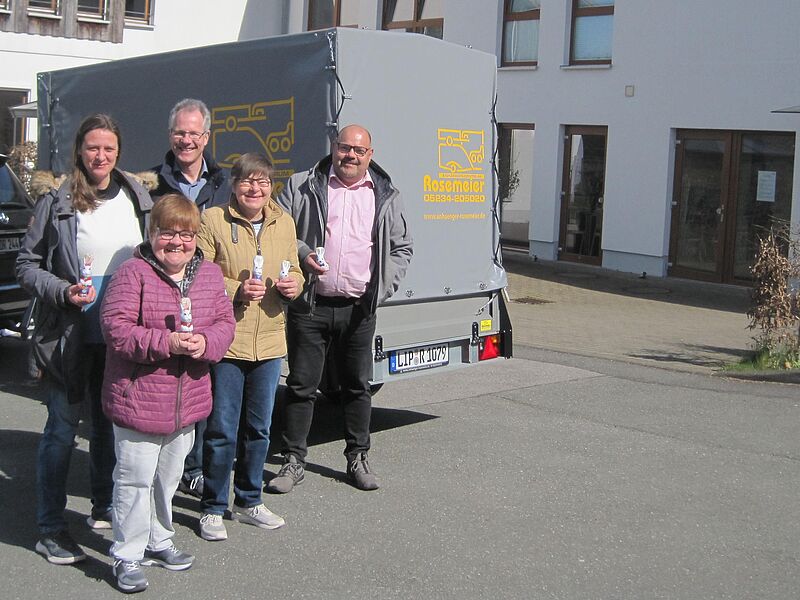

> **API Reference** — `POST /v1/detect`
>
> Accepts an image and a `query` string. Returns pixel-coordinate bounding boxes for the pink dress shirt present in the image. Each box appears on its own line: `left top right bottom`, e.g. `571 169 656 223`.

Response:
315 167 376 298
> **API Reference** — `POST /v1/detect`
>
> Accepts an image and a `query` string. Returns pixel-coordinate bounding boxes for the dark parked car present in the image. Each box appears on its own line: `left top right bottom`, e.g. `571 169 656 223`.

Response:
0 154 35 329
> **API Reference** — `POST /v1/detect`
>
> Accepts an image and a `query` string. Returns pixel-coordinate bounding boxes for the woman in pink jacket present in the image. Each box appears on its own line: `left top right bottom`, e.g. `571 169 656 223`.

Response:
100 194 235 594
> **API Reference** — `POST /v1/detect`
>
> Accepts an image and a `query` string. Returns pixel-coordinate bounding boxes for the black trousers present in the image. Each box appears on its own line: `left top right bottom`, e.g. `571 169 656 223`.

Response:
281 298 376 464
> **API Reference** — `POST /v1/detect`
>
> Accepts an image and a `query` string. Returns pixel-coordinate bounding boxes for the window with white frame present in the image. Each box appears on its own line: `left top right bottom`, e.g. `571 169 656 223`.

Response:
383 0 443 39
28 0 60 14
308 0 359 29
78 0 107 19
0 0 10 11
502 0 540 66
570 0 614 65
125 0 153 24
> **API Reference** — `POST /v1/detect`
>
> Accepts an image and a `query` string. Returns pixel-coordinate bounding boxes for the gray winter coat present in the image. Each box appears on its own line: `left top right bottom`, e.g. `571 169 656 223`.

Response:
276 155 413 315
15 169 153 402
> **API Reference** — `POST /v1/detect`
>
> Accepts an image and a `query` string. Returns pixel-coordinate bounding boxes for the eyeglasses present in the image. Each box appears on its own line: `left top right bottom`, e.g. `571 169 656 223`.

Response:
157 229 196 242
336 143 370 157
170 130 208 142
237 178 272 189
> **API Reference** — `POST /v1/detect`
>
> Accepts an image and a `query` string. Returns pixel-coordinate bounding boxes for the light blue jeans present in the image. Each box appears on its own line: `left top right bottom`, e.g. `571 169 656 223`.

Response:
110 424 194 561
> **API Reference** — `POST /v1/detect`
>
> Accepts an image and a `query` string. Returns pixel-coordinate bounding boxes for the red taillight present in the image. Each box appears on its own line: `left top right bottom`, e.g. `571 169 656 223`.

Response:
479 334 500 361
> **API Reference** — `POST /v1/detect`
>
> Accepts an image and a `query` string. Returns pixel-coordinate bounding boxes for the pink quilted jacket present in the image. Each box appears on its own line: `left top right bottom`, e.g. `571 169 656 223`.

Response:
100 247 235 435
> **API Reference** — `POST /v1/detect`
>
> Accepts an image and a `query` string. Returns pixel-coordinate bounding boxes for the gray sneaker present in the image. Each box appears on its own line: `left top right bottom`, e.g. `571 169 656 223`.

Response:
113 559 148 593
141 543 194 571
35 530 86 565
232 503 286 530
347 452 380 491
199 513 228 541
266 455 305 494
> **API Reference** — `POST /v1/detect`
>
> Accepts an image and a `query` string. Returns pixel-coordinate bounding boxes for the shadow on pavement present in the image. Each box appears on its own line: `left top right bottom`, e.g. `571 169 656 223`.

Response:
0 337 46 403
503 250 751 314
0 427 113 580
628 344 753 368
264 384 438 483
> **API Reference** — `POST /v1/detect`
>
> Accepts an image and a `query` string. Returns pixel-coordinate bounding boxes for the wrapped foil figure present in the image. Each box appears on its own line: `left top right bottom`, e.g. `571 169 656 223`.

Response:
252 255 264 281
315 246 329 271
79 254 94 297
179 297 193 332
279 260 291 280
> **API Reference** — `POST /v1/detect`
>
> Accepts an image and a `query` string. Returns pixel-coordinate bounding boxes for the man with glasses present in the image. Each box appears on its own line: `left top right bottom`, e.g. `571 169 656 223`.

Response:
150 98 232 499
151 98 231 212
270 124 413 493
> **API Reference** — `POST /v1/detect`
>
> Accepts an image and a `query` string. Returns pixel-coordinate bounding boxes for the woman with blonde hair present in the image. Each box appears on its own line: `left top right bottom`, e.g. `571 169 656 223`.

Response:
101 193 235 592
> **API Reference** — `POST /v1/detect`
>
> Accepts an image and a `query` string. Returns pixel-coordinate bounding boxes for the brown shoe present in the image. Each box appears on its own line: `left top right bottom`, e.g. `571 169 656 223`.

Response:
266 455 305 494
347 452 380 491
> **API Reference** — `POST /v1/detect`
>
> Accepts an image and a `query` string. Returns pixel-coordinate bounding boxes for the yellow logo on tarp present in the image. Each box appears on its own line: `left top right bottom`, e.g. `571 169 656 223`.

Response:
438 129 484 175
423 128 487 221
480 319 492 333
210 99 295 195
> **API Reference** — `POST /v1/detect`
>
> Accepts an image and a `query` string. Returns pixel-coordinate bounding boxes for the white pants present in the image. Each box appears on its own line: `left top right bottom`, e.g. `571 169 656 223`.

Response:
110 424 194 562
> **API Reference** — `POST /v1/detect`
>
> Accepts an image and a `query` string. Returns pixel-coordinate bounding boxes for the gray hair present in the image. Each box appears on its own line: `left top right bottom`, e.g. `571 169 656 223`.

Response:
168 98 211 132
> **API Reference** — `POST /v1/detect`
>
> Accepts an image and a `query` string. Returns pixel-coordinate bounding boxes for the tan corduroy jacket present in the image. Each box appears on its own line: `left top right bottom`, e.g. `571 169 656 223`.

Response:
197 197 304 361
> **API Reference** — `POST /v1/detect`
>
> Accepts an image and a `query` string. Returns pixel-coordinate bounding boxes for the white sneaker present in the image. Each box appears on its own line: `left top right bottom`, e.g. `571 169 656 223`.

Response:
199 513 228 541
232 504 285 530
86 508 113 530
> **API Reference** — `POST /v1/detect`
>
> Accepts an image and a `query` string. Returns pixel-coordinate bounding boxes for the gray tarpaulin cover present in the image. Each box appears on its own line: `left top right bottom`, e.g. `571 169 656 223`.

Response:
38 28 506 301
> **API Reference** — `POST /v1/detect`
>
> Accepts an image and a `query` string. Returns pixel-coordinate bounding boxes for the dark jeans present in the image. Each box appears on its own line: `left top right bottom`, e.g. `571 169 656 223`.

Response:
182 419 205 479
281 299 376 464
202 357 282 515
37 344 115 535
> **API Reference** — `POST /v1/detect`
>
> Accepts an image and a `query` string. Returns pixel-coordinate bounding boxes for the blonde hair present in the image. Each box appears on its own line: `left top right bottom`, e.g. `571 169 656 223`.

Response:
149 193 200 239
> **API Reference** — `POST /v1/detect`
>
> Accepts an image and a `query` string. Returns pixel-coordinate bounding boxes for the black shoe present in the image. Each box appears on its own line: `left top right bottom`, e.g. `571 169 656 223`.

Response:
266 455 305 494
35 530 86 565
177 473 204 498
347 452 380 491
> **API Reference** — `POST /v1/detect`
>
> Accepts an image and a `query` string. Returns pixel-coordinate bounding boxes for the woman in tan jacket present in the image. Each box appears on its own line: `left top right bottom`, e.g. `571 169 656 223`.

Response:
195 153 303 542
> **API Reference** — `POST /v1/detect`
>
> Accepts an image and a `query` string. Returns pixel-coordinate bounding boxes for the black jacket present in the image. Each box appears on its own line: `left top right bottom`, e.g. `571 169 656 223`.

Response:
16 169 152 400
151 150 231 211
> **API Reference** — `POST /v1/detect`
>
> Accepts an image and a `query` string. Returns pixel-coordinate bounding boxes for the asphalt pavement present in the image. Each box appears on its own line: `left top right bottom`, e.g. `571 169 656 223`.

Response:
1 254 798 599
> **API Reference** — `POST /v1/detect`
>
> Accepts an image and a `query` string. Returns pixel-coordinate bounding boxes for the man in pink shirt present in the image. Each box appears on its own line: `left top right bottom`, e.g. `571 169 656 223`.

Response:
271 125 413 492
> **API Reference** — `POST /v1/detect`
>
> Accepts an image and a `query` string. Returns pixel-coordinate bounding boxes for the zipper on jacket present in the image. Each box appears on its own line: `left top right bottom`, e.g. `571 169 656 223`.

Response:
175 356 184 431
254 236 262 358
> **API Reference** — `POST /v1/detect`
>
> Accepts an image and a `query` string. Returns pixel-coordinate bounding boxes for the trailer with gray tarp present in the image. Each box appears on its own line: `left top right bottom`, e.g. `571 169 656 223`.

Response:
36 27 512 386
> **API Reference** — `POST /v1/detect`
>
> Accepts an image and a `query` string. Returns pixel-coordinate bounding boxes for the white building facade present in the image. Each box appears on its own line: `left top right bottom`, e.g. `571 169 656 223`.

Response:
2 0 798 283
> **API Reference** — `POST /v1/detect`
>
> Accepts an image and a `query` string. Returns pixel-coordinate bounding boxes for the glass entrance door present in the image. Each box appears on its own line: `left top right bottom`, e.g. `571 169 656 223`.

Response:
559 125 607 265
731 133 795 280
669 132 730 279
670 130 795 283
